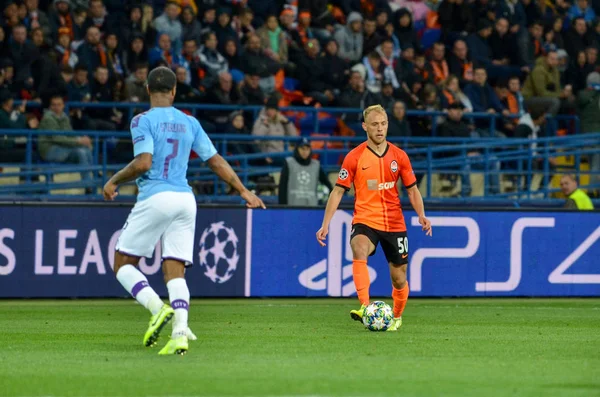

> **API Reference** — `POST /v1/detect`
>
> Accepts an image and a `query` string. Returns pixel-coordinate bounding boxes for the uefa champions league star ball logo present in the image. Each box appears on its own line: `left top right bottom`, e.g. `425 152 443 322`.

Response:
297 170 311 185
198 221 240 284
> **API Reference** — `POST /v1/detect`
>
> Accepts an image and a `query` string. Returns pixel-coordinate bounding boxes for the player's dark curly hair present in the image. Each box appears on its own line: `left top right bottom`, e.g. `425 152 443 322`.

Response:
146 66 176 94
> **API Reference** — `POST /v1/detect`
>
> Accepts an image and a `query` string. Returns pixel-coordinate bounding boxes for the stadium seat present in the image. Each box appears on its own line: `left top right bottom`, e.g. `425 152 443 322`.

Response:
230 69 245 84
51 172 84 195
0 167 20 185
284 78 300 91
421 29 441 50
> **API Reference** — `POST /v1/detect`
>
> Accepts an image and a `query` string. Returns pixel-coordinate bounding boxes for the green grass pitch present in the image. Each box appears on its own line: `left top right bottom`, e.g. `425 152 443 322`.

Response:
0 299 599 397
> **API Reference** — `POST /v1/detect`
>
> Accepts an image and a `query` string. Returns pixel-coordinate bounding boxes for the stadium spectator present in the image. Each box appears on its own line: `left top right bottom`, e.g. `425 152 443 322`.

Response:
8 24 38 94
222 38 243 70
256 15 289 64
25 0 52 42
213 7 238 54
412 83 444 136
298 0 336 37
336 71 380 124
333 11 364 64
438 0 472 41
428 42 450 84
181 6 202 45
566 50 593 94
72 7 88 41
489 18 516 68
382 21 401 59
149 33 186 70
565 17 595 59
394 44 415 83
447 39 474 87
376 39 400 89
49 0 75 43
104 33 124 78
321 39 349 93
120 5 156 48
82 0 114 35
240 74 266 106
379 82 396 110
197 31 228 89
440 75 474 111
246 0 279 27
291 11 316 55
240 33 281 95
52 27 78 68
295 39 335 105
278 137 332 206
76 26 107 76
153 2 183 55
67 64 91 129
522 50 572 114
362 17 382 57
199 5 216 34
180 39 203 89
517 20 543 71
174 65 201 103
567 0 597 23
38 95 93 190
205 71 241 127
394 8 420 51
507 76 526 116
89 65 119 130
252 96 298 164
123 33 148 76
560 174 595 209
232 8 255 46
222 111 262 165
125 63 149 104
31 27 50 58
387 100 412 137
0 92 36 162
464 67 504 114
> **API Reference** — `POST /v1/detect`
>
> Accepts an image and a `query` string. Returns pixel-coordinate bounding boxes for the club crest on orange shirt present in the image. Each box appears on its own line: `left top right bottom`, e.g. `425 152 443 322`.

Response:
390 160 398 173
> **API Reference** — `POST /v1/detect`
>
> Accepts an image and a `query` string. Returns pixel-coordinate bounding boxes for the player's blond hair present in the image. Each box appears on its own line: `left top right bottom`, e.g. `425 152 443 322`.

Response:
363 104 387 122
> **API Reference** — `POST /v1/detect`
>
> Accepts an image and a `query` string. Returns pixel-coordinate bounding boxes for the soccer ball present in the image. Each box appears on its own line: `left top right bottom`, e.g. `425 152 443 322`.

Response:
362 301 394 331
198 221 240 284
316 183 330 205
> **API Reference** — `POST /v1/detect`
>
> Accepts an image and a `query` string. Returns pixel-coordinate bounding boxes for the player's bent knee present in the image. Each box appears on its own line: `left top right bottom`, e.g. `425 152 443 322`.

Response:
350 236 371 260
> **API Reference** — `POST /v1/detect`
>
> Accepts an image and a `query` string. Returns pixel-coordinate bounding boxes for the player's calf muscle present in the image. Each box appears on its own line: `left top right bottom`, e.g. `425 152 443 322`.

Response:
113 252 140 273
389 264 407 288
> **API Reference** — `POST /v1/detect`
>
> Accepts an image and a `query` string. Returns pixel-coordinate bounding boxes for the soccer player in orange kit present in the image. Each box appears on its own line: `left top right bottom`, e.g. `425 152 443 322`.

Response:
316 104 432 331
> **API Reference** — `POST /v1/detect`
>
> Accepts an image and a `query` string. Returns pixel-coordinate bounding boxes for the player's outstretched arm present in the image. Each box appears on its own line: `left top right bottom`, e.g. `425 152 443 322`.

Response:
316 185 345 247
406 185 432 236
206 154 266 209
103 153 152 201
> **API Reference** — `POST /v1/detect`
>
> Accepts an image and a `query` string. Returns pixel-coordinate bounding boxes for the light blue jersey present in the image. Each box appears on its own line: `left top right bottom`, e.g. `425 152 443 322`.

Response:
130 107 217 201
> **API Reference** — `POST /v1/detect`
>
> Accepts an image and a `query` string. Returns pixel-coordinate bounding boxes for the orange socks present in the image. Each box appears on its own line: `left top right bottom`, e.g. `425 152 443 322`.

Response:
352 259 370 306
392 283 409 318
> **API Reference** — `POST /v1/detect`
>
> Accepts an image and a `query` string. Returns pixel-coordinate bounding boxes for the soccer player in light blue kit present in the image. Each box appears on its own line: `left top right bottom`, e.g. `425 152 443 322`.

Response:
103 66 265 355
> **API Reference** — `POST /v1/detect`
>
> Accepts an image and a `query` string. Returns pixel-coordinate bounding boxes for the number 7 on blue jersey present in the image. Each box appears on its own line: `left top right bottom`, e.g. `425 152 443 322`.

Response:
163 138 179 178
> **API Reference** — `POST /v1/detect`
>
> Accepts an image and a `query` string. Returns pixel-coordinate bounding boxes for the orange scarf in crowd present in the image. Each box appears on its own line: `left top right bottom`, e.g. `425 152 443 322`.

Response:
163 50 173 66
442 89 454 105
360 0 375 17
59 13 74 40
97 44 107 66
431 60 449 84
61 49 71 65
462 61 473 81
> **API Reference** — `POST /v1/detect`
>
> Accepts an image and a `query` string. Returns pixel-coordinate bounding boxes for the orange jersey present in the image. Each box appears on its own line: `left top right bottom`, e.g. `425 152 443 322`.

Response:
336 142 417 232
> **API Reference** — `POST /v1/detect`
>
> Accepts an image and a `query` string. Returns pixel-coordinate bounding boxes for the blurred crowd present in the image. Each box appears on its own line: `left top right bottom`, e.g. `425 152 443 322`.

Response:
0 0 598 189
